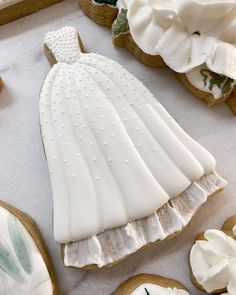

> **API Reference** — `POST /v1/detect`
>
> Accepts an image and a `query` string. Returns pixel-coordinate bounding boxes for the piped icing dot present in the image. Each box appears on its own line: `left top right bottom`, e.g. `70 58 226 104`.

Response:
44 26 81 64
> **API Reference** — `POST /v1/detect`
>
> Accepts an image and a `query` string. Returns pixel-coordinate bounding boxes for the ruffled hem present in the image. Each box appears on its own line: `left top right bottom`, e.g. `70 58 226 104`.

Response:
63 171 226 268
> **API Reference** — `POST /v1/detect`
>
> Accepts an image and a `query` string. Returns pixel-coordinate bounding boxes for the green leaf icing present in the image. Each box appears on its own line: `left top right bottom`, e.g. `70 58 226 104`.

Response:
0 240 25 283
200 69 234 96
94 0 117 5
112 9 129 36
8 215 33 275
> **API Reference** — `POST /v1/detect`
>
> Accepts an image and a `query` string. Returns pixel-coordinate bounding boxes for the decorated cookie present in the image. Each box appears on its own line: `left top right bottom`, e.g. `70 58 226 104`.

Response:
79 0 236 114
112 274 190 295
0 200 57 294
190 216 236 294
40 26 226 269
0 0 63 26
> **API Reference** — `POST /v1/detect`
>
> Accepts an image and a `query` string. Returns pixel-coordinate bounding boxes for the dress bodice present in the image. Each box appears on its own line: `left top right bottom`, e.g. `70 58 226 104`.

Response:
44 26 81 64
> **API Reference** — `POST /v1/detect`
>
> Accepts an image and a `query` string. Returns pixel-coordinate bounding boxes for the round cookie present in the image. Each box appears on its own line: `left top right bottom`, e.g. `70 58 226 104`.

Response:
0 200 58 294
190 216 236 294
112 274 190 295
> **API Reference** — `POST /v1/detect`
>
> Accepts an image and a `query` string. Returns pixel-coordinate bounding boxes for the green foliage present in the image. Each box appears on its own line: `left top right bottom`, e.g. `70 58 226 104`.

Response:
112 9 129 36
200 69 234 96
8 215 33 274
0 240 25 283
0 213 34 284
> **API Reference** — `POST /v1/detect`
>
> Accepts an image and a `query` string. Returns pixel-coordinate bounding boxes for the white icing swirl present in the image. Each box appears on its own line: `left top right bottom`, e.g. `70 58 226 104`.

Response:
124 0 236 78
130 283 189 295
190 229 236 294
41 26 216 244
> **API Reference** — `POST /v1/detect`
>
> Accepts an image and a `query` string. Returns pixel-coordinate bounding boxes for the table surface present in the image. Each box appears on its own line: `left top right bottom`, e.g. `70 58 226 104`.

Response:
0 1 235 294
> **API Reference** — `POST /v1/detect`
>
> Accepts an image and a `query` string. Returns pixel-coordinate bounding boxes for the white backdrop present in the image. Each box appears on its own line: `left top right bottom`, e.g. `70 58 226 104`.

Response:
0 1 235 294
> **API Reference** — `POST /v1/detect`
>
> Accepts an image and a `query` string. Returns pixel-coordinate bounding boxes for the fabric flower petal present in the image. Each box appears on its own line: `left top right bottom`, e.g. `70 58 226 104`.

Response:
207 42 236 79
155 19 209 72
125 0 175 55
204 229 236 255
176 0 236 34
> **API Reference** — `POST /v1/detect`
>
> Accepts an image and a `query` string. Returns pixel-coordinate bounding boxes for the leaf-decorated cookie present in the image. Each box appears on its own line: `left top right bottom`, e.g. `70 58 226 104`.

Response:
0 200 57 294
79 0 236 115
40 26 226 270
190 216 236 295
112 274 190 295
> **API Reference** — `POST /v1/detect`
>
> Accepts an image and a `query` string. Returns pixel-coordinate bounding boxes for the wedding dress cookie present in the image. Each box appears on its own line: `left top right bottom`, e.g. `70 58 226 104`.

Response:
79 0 236 114
0 0 62 26
190 216 236 294
112 274 190 295
40 26 226 269
0 200 57 294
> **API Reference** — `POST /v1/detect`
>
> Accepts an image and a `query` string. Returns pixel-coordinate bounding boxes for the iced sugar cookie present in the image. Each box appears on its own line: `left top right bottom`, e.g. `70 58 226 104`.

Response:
79 0 166 68
190 216 236 294
112 274 190 295
40 26 226 269
0 200 57 294
79 0 236 114
0 0 63 26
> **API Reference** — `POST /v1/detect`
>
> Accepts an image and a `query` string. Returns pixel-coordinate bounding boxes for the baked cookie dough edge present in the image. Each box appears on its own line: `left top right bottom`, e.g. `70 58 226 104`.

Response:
112 273 189 295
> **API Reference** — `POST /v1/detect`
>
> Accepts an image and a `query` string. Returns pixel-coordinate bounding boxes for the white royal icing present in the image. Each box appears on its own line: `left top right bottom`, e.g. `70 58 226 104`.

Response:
190 229 236 294
64 172 227 268
124 0 236 78
0 0 21 10
129 283 189 295
0 206 52 295
40 26 217 244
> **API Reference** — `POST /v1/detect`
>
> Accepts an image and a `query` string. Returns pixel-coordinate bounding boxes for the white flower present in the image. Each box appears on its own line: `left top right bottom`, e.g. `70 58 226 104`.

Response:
190 229 236 294
124 0 236 78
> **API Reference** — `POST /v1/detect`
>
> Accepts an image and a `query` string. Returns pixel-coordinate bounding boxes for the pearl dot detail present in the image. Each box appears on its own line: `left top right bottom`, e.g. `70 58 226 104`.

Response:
44 26 81 64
